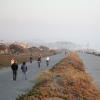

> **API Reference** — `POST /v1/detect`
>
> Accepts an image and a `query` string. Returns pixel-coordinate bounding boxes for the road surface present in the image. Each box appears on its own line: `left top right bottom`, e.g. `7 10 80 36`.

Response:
79 53 100 87
0 53 65 100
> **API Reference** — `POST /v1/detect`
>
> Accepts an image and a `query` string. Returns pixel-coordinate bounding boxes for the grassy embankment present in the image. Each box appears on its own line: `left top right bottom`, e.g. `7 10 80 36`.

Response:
0 50 56 68
17 52 100 100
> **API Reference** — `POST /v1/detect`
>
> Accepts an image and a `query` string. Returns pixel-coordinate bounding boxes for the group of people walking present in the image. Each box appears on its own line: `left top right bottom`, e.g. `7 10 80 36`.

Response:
11 56 50 81
11 60 27 81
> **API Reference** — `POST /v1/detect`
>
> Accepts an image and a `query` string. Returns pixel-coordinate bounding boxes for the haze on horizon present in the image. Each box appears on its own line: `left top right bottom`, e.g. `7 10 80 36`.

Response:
0 0 100 49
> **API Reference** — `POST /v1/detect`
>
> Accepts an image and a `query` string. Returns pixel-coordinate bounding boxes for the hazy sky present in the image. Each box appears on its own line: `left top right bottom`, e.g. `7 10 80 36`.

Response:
0 0 100 49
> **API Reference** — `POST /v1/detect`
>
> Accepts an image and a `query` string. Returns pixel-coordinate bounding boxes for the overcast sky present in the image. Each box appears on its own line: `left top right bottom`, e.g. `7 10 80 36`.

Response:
0 0 100 49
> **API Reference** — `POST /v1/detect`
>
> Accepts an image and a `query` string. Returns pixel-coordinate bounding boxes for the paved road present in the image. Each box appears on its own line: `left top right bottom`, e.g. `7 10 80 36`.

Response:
0 53 65 100
79 53 100 87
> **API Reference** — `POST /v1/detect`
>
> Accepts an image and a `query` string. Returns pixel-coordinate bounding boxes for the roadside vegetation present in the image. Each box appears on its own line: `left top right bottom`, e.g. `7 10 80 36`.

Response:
17 52 100 100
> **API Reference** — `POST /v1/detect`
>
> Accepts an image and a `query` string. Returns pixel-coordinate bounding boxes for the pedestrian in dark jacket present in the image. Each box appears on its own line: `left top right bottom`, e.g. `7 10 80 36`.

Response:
21 62 27 80
37 56 42 68
29 56 33 63
11 61 18 81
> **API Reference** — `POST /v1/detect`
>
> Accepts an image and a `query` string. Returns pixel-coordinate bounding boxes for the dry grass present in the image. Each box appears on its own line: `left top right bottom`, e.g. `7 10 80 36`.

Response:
17 52 100 100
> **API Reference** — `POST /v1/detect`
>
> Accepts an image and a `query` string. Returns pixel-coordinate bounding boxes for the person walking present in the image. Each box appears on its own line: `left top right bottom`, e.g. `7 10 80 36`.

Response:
29 56 33 63
11 61 18 81
65 51 67 55
21 62 27 80
46 56 50 66
37 55 41 68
